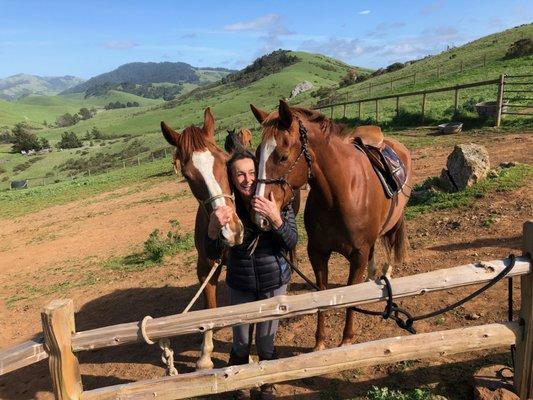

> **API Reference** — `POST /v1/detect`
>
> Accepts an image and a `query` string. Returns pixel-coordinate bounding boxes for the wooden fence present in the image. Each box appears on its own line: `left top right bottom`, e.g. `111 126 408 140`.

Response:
1 221 532 399
316 74 532 127
325 53 493 105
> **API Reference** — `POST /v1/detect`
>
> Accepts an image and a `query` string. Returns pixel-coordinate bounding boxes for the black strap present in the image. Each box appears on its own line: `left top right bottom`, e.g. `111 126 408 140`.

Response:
281 251 518 335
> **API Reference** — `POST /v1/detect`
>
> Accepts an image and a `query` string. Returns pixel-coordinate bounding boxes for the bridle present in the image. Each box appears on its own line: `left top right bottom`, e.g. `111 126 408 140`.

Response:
256 119 313 204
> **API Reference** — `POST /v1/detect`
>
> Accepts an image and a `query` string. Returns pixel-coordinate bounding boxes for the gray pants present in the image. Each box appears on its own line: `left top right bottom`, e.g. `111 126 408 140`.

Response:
229 284 287 360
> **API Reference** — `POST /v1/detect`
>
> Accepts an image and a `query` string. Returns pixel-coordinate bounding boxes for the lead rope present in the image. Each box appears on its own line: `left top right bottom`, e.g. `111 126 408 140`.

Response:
140 260 222 376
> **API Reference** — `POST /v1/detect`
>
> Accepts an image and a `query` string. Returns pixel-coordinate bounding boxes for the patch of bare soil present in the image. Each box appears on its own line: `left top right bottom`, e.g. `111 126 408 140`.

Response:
0 131 532 400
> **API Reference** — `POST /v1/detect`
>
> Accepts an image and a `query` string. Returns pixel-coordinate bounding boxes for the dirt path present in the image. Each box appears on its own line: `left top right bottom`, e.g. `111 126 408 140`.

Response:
0 131 532 399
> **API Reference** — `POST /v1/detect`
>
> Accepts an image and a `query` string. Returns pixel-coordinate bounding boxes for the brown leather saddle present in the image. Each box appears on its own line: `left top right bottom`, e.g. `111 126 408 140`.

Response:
352 126 407 198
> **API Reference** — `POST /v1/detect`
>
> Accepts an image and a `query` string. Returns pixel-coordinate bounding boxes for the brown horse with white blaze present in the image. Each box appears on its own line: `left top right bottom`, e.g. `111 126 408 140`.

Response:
161 107 244 369
251 100 412 351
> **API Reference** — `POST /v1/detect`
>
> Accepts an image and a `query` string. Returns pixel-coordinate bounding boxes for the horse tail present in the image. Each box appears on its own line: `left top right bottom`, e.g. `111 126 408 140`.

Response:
381 214 408 265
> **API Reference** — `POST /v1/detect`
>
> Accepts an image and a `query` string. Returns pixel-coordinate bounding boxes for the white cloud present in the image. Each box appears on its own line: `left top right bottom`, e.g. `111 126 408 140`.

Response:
224 14 287 32
103 40 138 50
299 37 365 59
358 10 371 15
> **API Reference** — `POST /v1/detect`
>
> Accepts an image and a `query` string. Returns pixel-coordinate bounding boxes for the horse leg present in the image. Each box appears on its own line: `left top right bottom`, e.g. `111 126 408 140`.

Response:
196 262 221 370
365 246 376 282
341 248 370 347
308 244 330 352
381 215 408 280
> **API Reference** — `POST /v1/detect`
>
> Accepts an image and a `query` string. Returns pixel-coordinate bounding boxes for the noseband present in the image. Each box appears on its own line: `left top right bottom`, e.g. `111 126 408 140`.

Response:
256 120 313 203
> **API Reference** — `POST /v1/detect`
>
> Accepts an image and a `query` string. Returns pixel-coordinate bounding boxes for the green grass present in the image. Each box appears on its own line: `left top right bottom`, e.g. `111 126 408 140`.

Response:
406 163 532 219
103 220 194 272
0 157 173 219
365 386 434 400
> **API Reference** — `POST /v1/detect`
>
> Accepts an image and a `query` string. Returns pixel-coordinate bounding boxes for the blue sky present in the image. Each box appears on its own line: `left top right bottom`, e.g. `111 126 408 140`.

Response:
0 0 531 79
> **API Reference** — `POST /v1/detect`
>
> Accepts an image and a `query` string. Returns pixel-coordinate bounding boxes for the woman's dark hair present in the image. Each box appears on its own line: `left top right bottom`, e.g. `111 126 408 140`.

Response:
226 149 258 173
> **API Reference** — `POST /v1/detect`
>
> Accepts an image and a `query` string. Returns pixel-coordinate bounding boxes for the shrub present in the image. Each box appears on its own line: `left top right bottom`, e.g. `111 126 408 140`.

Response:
504 38 533 59
57 131 83 149
339 69 359 87
143 221 194 263
366 386 433 400
11 123 47 153
56 113 80 127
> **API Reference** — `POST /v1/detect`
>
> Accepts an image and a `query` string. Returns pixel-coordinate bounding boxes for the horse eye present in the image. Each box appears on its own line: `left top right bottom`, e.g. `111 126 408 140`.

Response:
280 154 289 163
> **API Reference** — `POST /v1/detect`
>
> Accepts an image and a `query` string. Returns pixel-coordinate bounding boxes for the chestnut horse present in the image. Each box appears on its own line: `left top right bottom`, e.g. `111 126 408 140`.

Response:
251 100 412 350
161 108 244 369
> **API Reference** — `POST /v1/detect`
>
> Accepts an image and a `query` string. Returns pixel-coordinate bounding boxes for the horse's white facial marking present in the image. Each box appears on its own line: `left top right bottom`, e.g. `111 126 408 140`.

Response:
192 150 241 244
256 136 277 197
191 150 225 209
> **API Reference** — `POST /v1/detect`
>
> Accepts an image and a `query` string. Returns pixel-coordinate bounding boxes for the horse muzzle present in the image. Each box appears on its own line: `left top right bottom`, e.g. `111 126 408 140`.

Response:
220 220 244 246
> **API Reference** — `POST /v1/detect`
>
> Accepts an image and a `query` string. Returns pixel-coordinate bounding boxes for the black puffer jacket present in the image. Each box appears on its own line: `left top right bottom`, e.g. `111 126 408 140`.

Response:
204 198 298 293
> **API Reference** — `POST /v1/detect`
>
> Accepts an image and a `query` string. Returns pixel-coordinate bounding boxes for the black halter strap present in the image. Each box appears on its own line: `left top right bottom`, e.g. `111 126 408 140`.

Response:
256 119 313 203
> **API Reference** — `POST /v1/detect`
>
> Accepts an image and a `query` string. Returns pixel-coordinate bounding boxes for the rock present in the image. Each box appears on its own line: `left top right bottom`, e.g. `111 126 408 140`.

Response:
289 81 314 98
439 144 490 192
475 387 519 400
466 313 481 320
499 161 517 168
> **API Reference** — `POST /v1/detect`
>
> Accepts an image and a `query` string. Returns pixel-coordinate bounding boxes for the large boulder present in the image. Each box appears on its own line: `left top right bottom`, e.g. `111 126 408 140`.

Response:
289 81 313 98
439 144 490 192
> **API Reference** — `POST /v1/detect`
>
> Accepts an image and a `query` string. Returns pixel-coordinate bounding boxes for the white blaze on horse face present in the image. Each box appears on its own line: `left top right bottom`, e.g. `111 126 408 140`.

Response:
256 136 277 198
192 150 226 209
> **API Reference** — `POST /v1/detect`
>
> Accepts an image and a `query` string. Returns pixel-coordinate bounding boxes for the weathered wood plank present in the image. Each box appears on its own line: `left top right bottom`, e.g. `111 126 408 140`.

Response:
71 256 530 351
81 322 520 400
42 299 83 400
515 221 533 399
0 336 47 375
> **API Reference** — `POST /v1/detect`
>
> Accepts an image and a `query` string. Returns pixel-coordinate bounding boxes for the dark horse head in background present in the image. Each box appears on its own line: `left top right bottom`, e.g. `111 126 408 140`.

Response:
224 128 253 153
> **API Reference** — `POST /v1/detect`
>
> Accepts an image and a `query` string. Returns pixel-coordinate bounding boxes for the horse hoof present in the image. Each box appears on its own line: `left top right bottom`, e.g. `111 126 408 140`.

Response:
196 358 214 370
340 339 353 347
313 343 326 352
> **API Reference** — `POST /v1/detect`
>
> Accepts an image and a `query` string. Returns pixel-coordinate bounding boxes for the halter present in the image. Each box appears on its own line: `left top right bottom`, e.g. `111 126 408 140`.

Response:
256 119 313 203
172 159 236 215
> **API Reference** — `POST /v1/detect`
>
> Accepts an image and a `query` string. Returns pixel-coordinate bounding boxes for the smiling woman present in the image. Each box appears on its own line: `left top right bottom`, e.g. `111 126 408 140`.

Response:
204 148 298 399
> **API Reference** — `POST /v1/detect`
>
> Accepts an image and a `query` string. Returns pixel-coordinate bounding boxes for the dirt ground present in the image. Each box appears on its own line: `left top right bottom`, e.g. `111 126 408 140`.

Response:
0 131 532 399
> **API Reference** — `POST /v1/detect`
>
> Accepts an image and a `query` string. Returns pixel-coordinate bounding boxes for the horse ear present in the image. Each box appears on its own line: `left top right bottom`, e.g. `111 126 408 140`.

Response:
278 99 292 129
250 104 268 124
161 121 180 146
203 107 215 137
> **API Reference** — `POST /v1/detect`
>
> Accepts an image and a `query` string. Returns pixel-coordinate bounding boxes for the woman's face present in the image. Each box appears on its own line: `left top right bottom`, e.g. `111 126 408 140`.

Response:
231 158 256 198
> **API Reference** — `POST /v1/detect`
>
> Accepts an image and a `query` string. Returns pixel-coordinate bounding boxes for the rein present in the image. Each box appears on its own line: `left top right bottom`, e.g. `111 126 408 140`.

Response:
256 119 313 203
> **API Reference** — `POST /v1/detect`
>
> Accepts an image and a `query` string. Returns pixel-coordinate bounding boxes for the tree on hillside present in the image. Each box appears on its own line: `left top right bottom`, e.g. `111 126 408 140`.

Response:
11 123 46 153
504 38 533 59
57 131 83 149
339 69 359 87
78 107 95 120
56 112 80 127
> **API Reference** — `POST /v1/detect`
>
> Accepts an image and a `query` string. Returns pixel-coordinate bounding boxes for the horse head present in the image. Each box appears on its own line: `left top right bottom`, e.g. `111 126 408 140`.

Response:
250 100 314 230
161 108 244 246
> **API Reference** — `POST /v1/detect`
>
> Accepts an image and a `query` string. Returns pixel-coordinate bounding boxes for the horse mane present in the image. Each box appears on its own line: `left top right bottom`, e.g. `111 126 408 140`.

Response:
262 106 349 139
176 125 218 159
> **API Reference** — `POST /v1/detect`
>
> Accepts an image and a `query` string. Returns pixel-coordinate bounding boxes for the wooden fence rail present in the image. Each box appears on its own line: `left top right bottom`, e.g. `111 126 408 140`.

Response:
1 256 530 375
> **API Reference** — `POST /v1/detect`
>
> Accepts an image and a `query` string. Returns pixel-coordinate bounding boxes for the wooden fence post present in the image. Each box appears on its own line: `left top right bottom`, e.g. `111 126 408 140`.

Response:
496 74 505 127
515 221 533 399
421 93 426 123
390 79 393 90
358 102 362 120
396 96 400 117
41 299 82 400
413 72 417 85
454 88 459 113
375 100 379 123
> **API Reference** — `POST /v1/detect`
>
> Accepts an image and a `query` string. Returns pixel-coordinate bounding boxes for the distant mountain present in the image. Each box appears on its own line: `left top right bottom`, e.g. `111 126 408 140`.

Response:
64 62 235 94
0 74 85 100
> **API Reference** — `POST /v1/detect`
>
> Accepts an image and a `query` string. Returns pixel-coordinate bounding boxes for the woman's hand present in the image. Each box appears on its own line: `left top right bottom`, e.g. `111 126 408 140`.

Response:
251 192 283 229
208 205 233 239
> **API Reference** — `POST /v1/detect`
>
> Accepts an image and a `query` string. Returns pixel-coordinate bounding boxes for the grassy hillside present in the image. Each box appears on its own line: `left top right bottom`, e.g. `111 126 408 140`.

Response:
313 24 533 128
0 51 352 188
0 74 84 100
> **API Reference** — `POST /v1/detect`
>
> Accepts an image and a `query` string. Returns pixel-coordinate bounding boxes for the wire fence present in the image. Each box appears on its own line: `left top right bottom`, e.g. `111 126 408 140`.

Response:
3 147 174 191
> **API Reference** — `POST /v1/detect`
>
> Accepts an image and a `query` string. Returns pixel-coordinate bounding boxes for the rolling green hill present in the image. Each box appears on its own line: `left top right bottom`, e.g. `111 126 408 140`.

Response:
314 23 533 127
0 74 84 100
0 50 354 187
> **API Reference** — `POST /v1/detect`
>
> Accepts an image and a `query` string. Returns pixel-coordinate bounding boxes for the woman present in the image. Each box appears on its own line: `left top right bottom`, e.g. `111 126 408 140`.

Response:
204 149 297 400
